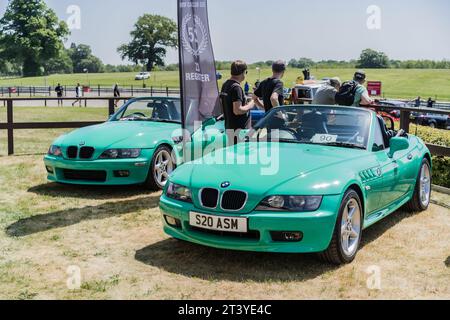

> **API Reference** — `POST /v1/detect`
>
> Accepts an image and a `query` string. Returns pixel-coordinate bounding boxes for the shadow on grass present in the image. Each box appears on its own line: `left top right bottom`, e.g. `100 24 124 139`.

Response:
28 182 154 200
6 196 160 237
445 257 450 268
135 208 420 282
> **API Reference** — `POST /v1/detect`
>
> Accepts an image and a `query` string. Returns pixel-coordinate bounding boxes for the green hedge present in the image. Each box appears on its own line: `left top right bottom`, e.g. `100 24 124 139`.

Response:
412 125 449 188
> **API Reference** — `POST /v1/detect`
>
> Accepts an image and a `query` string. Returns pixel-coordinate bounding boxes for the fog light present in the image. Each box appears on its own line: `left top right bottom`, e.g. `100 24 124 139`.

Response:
164 215 182 229
46 166 54 174
114 170 130 178
271 231 303 242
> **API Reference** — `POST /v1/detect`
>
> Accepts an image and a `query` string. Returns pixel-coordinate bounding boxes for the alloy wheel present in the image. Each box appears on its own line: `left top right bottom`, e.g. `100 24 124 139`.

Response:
340 198 362 257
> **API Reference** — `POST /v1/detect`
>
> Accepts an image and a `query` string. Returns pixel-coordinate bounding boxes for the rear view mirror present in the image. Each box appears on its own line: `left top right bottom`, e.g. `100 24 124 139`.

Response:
388 137 409 158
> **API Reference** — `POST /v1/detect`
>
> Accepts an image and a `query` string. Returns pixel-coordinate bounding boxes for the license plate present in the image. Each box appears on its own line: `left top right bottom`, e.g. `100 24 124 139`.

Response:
189 212 248 233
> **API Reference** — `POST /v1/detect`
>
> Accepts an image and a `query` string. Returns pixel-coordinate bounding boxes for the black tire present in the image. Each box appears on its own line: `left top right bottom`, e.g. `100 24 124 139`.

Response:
405 158 432 212
429 122 436 129
144 145 175 191
318 189 363 265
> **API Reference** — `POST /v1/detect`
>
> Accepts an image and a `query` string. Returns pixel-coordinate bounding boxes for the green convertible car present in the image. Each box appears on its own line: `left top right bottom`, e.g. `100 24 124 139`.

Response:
160 105 432 264
44 97 182 190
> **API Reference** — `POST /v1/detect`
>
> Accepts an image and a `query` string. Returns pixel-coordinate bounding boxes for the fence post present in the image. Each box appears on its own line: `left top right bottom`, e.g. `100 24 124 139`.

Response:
151 87 153 97
17 87 20 97
166 86 169 97
7 99 14 155
131 85 134 96
49 86 51 97
108 98 115 116
400 110 411 134
98 84 100 97
29 86 32 97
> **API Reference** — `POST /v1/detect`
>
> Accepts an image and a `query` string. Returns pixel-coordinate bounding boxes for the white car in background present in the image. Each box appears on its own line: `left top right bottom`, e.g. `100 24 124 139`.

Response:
135 72 151 80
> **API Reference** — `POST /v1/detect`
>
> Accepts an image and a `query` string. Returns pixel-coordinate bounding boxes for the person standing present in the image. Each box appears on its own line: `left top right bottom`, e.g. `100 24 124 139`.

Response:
72 83 82 107
427 97 434 108
253 60 286 112
415 96 422 108
220 60 259 134
244 82 250 96
352 71 373 107
114 83 121 108
312 77 341 105
336 70 374 107
55 83 64 107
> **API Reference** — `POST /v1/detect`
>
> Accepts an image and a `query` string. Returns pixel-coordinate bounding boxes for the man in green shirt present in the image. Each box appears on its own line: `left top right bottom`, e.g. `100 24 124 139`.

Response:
352 71 374 107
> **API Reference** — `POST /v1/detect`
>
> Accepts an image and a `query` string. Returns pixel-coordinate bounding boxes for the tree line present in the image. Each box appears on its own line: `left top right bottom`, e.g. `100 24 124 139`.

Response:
0 0 448 78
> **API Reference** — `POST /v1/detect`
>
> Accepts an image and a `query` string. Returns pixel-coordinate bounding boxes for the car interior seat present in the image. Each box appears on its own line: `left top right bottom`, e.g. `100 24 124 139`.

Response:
299 111 329 140
151 102 170 120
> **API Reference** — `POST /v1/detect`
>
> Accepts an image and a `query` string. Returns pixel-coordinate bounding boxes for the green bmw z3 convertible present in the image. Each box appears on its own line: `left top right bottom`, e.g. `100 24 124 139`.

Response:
160 105 433 264
44 97 181 190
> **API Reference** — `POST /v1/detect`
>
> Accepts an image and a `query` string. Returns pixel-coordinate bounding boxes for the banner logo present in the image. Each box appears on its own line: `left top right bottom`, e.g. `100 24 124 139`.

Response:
181 13 209 57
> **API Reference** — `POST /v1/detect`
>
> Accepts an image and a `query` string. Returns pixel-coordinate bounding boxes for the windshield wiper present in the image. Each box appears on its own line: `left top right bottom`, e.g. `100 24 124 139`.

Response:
319 142 366 150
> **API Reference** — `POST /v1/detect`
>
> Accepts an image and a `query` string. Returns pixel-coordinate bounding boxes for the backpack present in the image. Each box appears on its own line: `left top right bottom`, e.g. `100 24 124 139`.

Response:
335 81 359 106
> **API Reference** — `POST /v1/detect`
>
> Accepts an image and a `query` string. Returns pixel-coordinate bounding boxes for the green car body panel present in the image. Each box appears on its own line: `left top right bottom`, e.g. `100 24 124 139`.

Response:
44 97 179 186
160 107 431 253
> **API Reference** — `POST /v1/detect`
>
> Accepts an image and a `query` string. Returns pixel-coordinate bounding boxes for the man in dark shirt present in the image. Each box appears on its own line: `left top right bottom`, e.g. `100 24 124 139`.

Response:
55 83 64 107
221 60 257 131
253 60 286 112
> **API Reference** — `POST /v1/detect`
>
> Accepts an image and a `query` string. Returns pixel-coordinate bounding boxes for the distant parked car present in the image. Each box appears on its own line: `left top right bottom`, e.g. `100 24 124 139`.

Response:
411 112 450 130
135 72 151 80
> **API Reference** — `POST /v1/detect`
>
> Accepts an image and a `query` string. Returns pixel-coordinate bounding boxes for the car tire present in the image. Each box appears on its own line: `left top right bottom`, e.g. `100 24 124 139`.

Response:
429 122 436 129
405 158 432 212
318 189 363 265
144 145 175 191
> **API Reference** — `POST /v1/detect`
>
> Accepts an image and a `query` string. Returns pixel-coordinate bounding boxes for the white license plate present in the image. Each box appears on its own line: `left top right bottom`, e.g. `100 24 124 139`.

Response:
189 212 248 233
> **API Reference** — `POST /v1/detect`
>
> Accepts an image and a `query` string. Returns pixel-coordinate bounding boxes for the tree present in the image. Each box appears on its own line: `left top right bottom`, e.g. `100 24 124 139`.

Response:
289 58 315 69
118 14 178 72
68 43 104 73
357 49 390 68
44 50 73 74
0 0 69 76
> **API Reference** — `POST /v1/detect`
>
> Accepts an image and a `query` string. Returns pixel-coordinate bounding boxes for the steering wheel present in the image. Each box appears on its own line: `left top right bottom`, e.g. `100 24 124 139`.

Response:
122 112 147 120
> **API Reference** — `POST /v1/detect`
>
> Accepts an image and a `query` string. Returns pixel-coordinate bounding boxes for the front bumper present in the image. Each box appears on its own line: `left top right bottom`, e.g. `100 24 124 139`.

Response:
44 153 152 185
160 194 341 253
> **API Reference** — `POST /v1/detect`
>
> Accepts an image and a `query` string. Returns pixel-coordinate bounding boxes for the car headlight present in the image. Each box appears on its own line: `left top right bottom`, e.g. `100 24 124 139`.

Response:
48 145 62 157
166 182 192 203
256 196 323 212
99 149 141 159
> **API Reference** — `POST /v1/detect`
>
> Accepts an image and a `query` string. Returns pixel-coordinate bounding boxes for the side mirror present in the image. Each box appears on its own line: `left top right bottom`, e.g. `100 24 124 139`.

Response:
388 137 409 158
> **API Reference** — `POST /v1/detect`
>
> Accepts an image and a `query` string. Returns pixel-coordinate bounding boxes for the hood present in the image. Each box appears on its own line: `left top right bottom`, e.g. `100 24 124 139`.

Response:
54 121 179 149
171 142 376 196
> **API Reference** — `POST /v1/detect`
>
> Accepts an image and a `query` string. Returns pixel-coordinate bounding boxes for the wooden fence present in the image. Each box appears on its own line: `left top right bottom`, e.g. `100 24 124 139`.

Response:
0 97 449 157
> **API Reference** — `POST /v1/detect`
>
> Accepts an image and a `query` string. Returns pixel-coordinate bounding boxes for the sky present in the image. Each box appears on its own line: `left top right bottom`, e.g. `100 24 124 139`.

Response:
1 0 450 65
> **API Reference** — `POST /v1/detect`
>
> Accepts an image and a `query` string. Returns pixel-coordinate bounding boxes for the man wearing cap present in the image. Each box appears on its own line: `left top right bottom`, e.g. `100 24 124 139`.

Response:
353 70 373 106
253 60 286 112
312 77 341 105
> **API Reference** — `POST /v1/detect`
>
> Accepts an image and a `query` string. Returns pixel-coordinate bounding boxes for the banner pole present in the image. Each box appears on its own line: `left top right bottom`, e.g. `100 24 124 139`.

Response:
177 0 187 159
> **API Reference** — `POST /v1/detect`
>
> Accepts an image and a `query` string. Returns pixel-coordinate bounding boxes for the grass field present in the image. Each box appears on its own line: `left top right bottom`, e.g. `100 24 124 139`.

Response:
0 154 448 299
1 68 450 101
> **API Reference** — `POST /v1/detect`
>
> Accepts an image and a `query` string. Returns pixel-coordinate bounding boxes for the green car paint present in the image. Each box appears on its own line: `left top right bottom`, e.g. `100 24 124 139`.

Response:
44 97 181 187
160 105 432 255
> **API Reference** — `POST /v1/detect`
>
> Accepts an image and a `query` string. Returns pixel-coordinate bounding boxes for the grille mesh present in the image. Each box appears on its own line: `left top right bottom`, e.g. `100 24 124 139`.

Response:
221 191 247 211
67 146 78 159
200 188 219 208
79 147 95 159
63 169 106 182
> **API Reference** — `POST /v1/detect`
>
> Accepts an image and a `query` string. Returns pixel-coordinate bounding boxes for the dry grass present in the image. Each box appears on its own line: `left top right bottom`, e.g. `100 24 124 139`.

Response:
0 154 449 300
